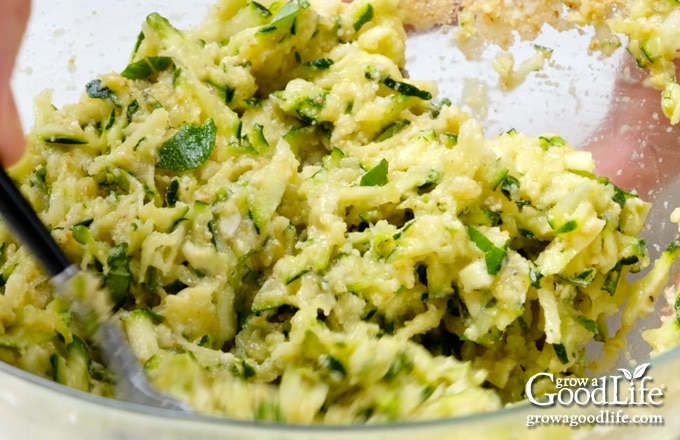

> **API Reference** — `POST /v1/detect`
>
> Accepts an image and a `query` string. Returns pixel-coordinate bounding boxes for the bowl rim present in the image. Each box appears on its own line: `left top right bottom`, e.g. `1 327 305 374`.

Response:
2 341 680 431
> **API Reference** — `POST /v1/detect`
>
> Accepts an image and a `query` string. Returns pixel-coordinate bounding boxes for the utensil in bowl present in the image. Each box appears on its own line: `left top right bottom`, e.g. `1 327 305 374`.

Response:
0 165 191 412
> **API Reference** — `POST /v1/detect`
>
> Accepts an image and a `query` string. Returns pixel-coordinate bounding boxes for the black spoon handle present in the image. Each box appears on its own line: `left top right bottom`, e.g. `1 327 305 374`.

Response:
0 166 72 279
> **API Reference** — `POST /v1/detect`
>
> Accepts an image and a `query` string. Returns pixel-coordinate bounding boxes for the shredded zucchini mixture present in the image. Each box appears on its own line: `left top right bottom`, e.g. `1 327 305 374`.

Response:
1 0 679 424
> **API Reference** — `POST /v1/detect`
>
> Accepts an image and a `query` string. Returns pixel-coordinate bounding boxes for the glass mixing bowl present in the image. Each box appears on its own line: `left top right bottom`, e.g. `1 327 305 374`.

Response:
5 1 680 438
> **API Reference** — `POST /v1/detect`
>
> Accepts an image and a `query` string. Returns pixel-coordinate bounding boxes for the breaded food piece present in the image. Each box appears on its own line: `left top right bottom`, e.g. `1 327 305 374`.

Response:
453 0 621 55
399 0 462 30
397 0 617 54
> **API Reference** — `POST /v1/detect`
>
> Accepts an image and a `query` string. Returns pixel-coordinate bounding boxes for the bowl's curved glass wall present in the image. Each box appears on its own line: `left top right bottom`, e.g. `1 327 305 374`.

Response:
7 2 680 438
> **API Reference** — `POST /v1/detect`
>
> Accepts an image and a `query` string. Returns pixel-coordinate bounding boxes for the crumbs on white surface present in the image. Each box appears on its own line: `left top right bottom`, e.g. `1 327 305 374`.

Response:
492 46 553 91
461 77 488 118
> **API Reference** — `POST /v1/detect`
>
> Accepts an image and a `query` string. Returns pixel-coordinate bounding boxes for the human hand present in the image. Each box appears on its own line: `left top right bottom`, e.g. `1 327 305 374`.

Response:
586 56 680 196
0 0 31 166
